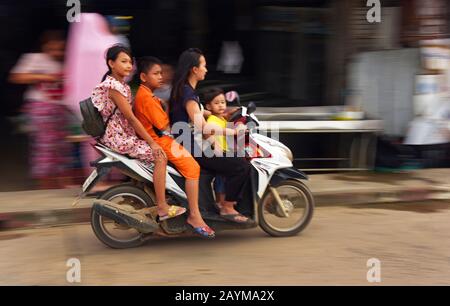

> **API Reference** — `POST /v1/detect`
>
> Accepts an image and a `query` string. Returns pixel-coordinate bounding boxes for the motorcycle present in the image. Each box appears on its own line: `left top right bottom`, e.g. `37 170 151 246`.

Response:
77 92 314 248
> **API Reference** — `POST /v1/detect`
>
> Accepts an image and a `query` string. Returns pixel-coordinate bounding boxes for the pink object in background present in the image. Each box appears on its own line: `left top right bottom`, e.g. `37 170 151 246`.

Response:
64 13 121 171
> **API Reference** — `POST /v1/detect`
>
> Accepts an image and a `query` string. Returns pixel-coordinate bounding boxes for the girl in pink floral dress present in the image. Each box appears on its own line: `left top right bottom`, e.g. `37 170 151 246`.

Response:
92 75 153 164
91 44 186 221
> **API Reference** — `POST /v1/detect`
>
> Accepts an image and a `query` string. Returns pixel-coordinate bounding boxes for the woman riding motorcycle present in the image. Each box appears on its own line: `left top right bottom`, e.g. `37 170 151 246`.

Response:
169 48 252 226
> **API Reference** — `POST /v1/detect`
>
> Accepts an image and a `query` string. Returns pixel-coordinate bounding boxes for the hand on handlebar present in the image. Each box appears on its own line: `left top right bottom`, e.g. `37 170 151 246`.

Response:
234 123 248 136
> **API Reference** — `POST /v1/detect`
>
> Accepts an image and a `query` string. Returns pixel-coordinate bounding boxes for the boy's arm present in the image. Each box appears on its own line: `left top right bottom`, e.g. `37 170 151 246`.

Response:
144 97 171 131
160 98 170 116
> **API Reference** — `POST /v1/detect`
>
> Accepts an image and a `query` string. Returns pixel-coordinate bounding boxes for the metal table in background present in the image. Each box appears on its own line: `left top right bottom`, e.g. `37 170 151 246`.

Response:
257 119 384 172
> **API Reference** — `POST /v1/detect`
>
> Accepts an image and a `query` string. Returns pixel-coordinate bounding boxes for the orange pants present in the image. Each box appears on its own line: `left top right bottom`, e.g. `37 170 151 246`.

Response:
156 136 200 180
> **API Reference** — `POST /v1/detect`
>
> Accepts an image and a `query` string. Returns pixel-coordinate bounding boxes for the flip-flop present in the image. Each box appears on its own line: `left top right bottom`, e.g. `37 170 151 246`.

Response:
157 205 187 222
220 213 251 224
187 223 215 239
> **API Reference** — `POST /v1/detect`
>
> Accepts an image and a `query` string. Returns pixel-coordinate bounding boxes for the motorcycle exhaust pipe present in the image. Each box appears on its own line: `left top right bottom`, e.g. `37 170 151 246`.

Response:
92 200 158 234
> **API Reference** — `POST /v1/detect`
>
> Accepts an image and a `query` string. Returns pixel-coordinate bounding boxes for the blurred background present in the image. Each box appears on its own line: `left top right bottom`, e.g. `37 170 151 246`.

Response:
0 0 449 191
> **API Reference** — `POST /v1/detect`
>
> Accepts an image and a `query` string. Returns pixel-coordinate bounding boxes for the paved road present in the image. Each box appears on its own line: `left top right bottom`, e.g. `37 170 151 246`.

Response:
1 201 449 285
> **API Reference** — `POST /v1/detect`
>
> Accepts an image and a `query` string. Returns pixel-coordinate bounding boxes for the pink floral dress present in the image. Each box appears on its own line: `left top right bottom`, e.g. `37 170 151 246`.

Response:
91 75 154 165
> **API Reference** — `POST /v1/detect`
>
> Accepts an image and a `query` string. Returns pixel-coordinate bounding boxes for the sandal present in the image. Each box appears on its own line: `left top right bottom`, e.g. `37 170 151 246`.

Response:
220 213 251 224
187 223 215 239
157 205 187 222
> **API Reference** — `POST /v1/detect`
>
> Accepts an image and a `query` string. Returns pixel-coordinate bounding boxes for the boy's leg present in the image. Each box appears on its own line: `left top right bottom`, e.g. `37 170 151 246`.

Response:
185 178 210 228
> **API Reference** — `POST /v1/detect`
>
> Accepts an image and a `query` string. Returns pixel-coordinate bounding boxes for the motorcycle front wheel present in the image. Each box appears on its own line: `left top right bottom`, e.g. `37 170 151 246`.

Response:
258 179 314 237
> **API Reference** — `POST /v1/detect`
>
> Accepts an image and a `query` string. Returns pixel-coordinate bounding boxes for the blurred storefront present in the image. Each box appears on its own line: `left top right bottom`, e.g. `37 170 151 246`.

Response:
1 0 449 188
346 0 450 169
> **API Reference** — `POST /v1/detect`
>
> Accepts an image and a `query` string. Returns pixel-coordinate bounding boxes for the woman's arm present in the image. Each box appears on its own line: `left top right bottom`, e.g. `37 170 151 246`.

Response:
9 73 59 85
109 89 166 159
186 100 238 136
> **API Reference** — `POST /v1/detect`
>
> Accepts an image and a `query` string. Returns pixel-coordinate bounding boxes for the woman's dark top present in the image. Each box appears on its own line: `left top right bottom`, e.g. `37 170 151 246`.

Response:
169 83 200 126
169 83 203 154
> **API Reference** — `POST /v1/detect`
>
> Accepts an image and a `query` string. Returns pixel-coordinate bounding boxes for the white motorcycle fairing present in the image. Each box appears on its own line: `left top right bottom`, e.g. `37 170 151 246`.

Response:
82 144 187 200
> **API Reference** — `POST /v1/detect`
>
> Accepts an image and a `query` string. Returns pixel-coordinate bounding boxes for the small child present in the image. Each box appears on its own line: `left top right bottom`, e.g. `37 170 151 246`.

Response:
203 88 233 210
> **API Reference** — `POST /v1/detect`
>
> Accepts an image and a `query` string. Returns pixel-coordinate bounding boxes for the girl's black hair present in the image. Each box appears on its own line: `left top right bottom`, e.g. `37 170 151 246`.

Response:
101 44 133 82
137 56 162 76
169 48 204 107
202 87 224 105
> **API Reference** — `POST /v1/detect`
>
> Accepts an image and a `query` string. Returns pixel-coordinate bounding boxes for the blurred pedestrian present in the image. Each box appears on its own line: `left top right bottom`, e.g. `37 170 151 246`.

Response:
9 30 70 189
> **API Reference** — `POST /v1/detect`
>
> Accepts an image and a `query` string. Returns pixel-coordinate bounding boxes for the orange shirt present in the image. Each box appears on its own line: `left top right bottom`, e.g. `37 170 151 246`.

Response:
134 85 170 142
134 84 201 180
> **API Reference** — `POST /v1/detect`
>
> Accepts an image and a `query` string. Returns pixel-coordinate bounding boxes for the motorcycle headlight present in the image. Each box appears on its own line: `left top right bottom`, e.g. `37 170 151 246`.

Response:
273 142 294 162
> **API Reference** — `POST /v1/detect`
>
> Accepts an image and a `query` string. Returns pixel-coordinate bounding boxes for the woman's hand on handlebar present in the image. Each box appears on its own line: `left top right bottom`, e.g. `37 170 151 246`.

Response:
224 107 240 121
228 107 243 122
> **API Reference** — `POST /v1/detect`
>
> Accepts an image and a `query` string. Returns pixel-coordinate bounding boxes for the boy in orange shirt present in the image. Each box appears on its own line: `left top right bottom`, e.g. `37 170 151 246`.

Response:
134 56 214 237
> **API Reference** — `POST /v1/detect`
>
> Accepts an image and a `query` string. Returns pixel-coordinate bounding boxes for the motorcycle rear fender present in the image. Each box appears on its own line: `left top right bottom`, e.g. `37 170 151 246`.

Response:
81 157 120 194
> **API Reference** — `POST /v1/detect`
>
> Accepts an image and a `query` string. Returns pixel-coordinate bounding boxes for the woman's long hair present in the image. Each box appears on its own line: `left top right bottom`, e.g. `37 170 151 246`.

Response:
169 48 203 110
101 44 133 82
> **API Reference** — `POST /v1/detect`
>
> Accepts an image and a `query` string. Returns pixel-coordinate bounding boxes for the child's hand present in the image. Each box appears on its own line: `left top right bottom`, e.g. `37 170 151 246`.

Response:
234 123 247 135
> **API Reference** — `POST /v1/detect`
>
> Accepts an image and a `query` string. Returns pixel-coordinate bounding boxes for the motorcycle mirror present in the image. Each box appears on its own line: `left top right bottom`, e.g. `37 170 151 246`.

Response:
225 91 241 106
247 102 256 115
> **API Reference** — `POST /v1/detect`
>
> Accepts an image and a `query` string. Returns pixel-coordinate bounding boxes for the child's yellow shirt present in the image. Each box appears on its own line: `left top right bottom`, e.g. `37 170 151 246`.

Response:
207 115 228 151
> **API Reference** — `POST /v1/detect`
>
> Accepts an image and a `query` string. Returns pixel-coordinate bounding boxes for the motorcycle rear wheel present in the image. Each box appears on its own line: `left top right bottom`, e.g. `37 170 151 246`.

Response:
91 184 155 249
